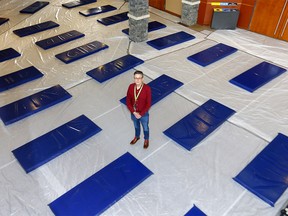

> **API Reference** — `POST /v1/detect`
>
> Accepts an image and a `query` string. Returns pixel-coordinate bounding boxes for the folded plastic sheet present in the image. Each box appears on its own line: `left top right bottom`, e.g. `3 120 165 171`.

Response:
55 41 109 64
86 54 144 83
0 85 72 125
0 66 43 92
163 99 235 151
0 48 21 63
0 18 9 26
79 5 117 17
13 20 60 37
12 115 102 173
122 21 167 35
62 0 97 9
187 43 237 67
229 61 287 92
233 133 288 207
36 30 85 50
19 1 49 14
120 74 183 105
147 31 195 50
97 11 128 26
185 205 207 216
49 152 153 216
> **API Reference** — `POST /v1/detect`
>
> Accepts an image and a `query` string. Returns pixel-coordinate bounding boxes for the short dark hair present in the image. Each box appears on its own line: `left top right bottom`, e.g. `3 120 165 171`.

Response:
134 70 143 77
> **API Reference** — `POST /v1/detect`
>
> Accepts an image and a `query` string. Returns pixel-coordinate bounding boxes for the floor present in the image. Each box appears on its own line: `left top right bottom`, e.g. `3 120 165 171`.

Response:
0 0 288 215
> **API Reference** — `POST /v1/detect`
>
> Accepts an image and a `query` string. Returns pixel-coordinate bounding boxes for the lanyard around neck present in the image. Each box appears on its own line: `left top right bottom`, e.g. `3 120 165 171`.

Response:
134 84 144 101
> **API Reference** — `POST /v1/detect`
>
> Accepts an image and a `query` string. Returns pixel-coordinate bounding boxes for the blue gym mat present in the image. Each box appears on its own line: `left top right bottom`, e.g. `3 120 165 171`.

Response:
49 152 153 216
97 12 128 26
0 85 72 126
20 1 49 14
120 74 183 106
55 40 108 64
233 133 288 207
0 48 21 63
185 205 207 216
36 30 85 50
147 31 195 50
163 99 235 151
122 21 167 35
0 18 9 25
86 54 144 83
0 66 43 92
229 61 287 92
62 0 96 9
79 5 117 17
12 115 101 173
13 21 59 37
187 43 238 67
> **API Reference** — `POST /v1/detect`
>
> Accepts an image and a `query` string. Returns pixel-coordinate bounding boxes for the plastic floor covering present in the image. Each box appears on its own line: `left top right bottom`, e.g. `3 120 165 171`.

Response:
0 0 288 215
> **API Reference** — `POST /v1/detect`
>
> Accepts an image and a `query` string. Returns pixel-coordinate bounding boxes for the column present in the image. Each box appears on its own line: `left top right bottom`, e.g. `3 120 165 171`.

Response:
128 0 149 42
181 0 200 26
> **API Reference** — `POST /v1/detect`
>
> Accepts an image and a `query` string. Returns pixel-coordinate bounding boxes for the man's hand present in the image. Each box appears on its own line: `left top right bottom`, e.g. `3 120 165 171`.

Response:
133 112 141 119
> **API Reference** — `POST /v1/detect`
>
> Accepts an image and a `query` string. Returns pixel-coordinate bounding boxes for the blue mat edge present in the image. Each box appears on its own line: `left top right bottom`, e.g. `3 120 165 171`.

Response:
187 44 238 67
0 48 21 63
55 43 109 64
79 5 117 17
163 99 236 151
0 67 44 92
0 86 72 125
62 0 97 9
12 115 102 173
86 55 144 83
36 31 85 50
48 152 154 215
229 62 287 92
20 1 50 14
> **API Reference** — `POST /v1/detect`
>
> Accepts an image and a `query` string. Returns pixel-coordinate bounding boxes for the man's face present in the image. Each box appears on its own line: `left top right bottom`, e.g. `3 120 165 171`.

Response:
134 74 143 85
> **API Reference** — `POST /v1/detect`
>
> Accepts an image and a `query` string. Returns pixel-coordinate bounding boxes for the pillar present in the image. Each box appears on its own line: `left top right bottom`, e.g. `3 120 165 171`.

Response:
181 0 200 26
128 0 149 42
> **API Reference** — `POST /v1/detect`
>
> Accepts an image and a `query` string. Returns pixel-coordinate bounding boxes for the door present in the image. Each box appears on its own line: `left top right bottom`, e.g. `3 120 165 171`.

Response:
249 0 287 38
149 0 165 10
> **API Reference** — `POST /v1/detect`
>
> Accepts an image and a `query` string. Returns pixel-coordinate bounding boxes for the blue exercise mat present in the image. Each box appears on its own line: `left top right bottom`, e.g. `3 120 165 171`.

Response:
79 5 117 17
86 54 144 83
233 133 288 207
163 99 235 151
147 31 195 50
0 85 71 126
20 1 49 14
36 30 85 50
0 66 43 92
13 21 59 37
120 74 183 105
229 61 287 92
0 18 9 25
122 21 167 35
55 40 108 64
0 48 21 63
97 12 128 26
49 152 153 216
187 43 238 67
185 205 207 216
62 0 96 9
12 115 101 173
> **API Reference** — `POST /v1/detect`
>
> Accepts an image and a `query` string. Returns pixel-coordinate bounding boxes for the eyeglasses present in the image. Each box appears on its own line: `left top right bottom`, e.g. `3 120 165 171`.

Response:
134 77 143 80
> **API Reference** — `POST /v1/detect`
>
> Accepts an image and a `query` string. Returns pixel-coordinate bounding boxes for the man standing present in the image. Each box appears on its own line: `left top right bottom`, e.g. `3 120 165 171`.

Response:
126 70 151 149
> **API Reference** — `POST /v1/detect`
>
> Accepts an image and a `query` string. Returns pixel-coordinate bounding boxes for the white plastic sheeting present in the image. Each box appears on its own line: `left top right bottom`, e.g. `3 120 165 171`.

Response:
0 0 287 215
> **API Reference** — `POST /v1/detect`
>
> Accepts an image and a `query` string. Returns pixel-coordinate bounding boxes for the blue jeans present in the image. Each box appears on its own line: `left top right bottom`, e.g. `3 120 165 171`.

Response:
131 112 149 140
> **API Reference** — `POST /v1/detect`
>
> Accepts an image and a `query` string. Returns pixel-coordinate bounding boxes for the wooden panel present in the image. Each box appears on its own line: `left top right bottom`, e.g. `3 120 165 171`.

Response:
249 0 286 37
165 0 182 16
237 0 255 29
277 4 288 41
149 0 165 10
